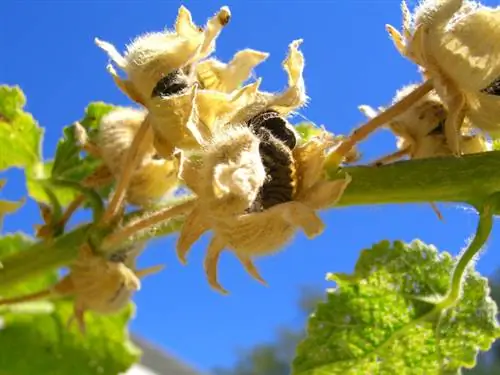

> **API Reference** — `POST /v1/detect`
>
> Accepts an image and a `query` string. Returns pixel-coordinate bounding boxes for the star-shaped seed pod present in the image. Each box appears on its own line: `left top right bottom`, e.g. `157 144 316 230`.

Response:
94 5 231 105
385 0 500 155
75 107 181 207
177 129 351 294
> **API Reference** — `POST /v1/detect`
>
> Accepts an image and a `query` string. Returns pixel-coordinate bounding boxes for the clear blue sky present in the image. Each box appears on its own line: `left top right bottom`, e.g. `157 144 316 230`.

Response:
1 0 499 373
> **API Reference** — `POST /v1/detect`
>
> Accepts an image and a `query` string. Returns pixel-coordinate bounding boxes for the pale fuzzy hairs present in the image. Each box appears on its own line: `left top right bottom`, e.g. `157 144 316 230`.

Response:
96 107 181 206
412 0 480 29
95 6 230 100
97 107 154 173
202 125 266 213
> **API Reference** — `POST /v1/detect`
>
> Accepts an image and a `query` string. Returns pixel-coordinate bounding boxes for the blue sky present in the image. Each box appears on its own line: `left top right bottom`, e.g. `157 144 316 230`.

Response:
1 0 499 373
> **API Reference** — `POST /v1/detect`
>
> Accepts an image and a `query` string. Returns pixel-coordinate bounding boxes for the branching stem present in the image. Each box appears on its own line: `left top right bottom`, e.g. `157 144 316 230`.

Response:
4 150 500 291
100 116 151 225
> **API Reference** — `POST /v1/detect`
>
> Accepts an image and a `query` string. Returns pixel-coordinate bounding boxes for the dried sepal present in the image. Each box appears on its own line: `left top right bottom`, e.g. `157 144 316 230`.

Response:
148 79 261 159
196 49 269 93
94 5 231 104
386 0 500 155
229 39 307 124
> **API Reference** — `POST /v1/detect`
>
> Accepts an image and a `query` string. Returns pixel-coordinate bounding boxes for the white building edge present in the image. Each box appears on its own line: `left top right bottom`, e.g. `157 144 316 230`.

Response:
124 335 204 375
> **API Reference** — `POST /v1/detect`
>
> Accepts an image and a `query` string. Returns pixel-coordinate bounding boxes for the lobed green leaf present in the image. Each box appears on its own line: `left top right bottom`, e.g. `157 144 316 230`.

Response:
0 85 43 171
0 232 140 375
293 240 500 375
27 102 116 207
0 301 140 375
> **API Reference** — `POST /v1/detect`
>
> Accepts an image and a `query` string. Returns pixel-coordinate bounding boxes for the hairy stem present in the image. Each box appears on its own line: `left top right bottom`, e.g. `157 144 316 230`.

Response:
326 79 433 167
329 151 500 210
0 225 90 291
101 199 196 251
437 194 496 309
100 116 151 225
3 151 500 290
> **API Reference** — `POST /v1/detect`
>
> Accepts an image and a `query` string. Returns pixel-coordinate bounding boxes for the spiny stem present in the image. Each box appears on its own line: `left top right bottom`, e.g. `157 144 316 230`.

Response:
100 116 151 225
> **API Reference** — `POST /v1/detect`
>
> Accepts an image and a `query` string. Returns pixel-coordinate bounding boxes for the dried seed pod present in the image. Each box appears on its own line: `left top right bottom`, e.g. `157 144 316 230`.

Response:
0 243 162 333
76 107 181 207
179 124 267 217
95 5 231 105
176 129 351 294
358 83 491 165
196 49 270 93
386 0 500 155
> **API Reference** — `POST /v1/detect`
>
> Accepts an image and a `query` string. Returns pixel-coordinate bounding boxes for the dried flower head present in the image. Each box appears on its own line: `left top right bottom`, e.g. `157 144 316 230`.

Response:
196 48 270 93
179 125 267 217
385 0 500 155
94 5 231 105
0 243 162 334
177 128 351 294
358 83 491 165
75 107 181 207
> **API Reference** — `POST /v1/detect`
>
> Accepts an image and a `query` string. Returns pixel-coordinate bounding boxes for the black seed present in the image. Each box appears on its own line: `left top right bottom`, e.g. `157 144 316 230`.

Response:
427 119 445 135
250 128 295 211
481 76 500 96
247 110 297 149
151 69 190 98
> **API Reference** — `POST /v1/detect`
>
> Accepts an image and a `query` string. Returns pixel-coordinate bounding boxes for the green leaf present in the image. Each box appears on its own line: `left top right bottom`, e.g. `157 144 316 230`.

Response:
0 180 24 230
0 232 57 298
0 85 43 171
26 102 116 207
0 232 140 374
294 122 324 142
293 240 500 375
0 301 141 375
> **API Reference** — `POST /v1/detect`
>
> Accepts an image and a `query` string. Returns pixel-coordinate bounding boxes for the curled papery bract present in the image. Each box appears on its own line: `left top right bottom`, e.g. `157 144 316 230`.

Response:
229 39 307 124
176 128 351 294
95 107 180 206
196 48 270 93
94 5 231 104
148 80 261 159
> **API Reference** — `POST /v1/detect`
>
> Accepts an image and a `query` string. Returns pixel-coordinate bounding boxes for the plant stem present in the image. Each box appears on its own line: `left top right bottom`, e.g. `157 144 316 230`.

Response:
3 150 500 290
437 194 496 309
329 150 500 209
0 225 90 291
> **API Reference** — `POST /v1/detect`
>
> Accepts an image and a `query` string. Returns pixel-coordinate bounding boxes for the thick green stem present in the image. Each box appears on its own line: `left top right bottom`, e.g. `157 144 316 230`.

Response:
330 151 500 209
0 225 90 291
2 151 500 291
